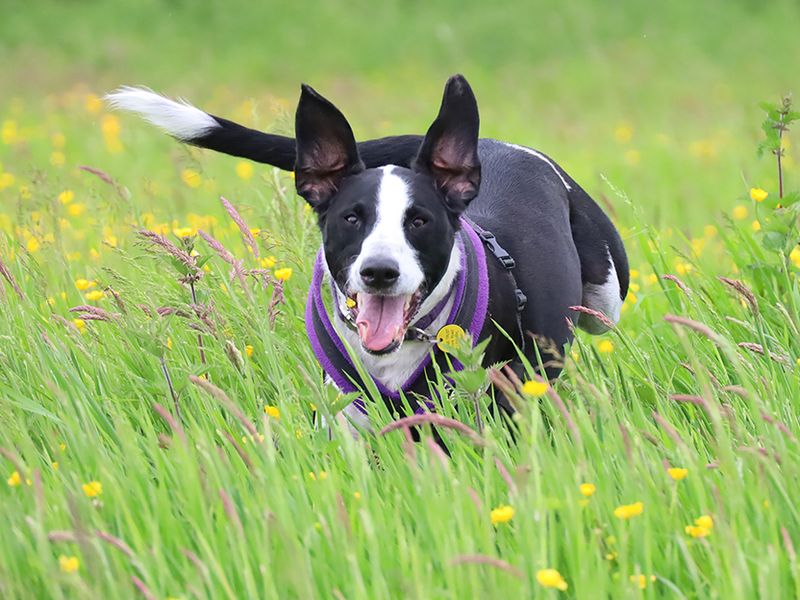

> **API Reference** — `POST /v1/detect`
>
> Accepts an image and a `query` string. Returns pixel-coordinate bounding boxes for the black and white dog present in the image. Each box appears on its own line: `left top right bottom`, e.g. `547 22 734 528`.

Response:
107 75 628 421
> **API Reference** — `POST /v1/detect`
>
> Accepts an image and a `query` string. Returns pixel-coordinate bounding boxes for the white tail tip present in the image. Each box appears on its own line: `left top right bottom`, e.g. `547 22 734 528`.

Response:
104 86 219 141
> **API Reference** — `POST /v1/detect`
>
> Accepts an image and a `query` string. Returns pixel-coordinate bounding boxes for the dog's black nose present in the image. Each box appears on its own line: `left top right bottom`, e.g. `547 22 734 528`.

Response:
360 258 400 289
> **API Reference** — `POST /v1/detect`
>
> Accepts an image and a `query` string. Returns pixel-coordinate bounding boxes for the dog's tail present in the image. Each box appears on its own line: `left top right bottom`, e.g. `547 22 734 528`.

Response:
105 86 298 169
105 86 422 171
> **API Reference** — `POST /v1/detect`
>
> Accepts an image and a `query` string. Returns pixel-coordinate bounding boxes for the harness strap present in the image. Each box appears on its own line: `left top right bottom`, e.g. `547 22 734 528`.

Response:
306 217 489 416
306 216 526 418
462 217 527 314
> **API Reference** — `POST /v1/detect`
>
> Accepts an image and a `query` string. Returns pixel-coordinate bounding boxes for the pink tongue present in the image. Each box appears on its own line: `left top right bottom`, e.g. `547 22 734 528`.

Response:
355 294 407 351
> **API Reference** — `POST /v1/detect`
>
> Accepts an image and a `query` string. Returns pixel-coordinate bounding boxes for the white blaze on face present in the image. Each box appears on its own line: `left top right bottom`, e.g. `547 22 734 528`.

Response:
348 166 424 295
348 166 425 352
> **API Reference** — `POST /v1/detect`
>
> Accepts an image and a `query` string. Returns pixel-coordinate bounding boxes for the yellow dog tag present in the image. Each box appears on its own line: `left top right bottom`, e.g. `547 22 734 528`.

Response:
436 324 467 352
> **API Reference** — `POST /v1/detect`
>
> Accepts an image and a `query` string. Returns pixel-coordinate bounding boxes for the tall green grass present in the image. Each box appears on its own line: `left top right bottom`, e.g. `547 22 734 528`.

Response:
2 1 800 597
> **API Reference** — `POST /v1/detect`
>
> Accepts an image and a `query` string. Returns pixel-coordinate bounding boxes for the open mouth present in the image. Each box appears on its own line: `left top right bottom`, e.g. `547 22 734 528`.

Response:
348 291 422 354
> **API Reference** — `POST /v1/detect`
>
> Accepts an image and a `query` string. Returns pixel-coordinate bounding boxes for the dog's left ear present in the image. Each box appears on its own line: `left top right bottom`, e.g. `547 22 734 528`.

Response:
294 84 365 209
414 74 481 213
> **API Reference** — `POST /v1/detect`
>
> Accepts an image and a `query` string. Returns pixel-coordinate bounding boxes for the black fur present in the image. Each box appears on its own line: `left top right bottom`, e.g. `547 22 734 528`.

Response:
128 76 629 380
188 127 628 306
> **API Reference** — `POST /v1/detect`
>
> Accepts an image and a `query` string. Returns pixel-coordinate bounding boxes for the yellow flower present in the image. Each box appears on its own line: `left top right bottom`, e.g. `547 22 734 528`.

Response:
685 514 713 538
704 224 718 238
101 114 120 137
245 345 254 357
19 184 31 200
274 267 293 281
614 123 633 143
751 220 762 232
685 524 710 538
675 260 692 276
52 462 59 470
614 501 644 520
264 405 280 419
647 273 659 285
732 205 748 220
59 555 80 573
2 120 18 144
536 568 568 591
67 203 86 217
598 340 614 354
490 505 515 525
75 278 96 291
85 93 103 114
181 169 202 189
58 190 74 205
260 256 276 269
630 574 656 590
26 237 40 253
667 467 688 481
7 471 21 487
82 480 102 497
522 380 549 397
50 151 66 167
789 247 800 269
173 227 195 238
0 172 15 190
51 132 66 149
750 187 768 202
690 238 706 257
85 290 104 302
624 149 641 166
579 483 596 497
72 319 86 333
235 161 254 180
354 491 362 500
694 514 713 530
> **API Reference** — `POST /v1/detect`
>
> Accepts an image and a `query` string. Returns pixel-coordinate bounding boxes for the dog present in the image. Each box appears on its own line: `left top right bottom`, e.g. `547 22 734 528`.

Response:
106 75 628 425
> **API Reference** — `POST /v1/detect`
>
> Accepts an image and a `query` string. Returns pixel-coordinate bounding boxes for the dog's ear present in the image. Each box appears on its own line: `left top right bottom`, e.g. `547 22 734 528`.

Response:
413 74 481 214
294 84 364 209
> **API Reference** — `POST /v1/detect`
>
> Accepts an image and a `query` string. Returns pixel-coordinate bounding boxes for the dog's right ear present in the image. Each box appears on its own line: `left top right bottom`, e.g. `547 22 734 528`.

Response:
294 85 364 210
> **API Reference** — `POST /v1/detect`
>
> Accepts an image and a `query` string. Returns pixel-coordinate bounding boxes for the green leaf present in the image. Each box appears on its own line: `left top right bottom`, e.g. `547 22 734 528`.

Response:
762 231 788 252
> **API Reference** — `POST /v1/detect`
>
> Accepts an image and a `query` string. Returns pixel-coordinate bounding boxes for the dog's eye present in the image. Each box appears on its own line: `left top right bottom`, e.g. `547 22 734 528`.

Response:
410 216 427 229
344 213 360 225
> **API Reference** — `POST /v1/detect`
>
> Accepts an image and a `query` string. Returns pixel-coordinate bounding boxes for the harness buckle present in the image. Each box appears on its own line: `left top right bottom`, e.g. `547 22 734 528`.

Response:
476 228 516 270
515 289 527 312
498 254 516 270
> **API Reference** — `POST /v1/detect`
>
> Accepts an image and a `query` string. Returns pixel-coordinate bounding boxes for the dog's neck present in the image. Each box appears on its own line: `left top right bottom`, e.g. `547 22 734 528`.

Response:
327 241 462 391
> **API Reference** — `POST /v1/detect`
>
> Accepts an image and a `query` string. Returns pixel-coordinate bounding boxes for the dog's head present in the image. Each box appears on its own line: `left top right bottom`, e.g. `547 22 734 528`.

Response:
295 75 481 355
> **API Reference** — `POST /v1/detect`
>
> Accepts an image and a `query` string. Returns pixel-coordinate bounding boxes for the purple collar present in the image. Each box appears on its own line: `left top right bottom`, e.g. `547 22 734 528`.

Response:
305 217 489 415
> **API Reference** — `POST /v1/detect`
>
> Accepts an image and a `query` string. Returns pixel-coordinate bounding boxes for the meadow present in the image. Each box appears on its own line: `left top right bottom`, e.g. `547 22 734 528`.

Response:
2 0 800 597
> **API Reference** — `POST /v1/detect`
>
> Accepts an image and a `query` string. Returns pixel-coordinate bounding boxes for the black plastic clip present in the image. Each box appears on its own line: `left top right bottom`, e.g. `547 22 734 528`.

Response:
476 229 516 270
515 289 527 312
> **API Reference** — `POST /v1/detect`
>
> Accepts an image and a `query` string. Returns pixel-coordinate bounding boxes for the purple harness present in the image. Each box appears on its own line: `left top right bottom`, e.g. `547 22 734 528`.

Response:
305 217 490 416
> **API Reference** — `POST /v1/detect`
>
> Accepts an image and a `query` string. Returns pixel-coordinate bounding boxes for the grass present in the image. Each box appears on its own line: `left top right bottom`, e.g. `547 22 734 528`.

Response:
2 0 800 597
